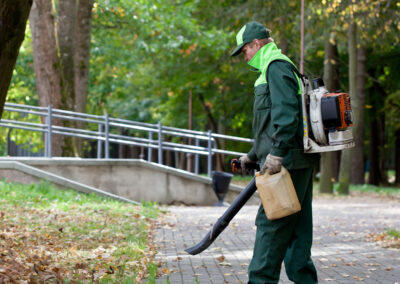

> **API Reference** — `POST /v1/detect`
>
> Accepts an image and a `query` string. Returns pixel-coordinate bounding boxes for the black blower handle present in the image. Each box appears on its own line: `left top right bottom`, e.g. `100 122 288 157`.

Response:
231 158 260 173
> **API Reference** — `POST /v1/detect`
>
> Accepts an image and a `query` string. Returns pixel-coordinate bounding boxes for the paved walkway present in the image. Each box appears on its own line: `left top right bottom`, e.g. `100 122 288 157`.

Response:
155 196 400 283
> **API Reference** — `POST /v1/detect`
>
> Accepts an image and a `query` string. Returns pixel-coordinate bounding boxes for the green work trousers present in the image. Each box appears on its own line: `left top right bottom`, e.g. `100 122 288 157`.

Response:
248 167 318 284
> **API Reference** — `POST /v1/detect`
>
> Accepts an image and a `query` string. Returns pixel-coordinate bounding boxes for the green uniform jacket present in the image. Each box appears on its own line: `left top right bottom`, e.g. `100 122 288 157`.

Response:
247 42 319 169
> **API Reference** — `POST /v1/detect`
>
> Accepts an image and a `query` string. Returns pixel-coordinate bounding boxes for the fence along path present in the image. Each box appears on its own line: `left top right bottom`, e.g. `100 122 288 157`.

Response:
0 103 253 176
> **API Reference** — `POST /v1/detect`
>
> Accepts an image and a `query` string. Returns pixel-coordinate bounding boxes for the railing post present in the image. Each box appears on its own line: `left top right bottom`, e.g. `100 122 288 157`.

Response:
45 117 48 157
158 122 163 164
195 138 200 174
207 130 212 177
47 105 52 158
105 114 109 159
97 123 103 159
148 132 153 162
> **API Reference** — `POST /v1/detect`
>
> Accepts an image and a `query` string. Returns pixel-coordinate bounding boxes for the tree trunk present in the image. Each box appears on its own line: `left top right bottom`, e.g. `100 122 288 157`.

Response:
118 129 140 158
278 15 288 54
74 0 92 113
338 20 357 195
31 0 93 157
378 118 388 185
351 46 367 184
368 76 389 185
179 150 186 170
395 130 400 185
320 31 340 194
57 0 77 157
74 0 93 156
30 0 64 156
0 1 32 117
333 151 341 182
58 0 76 110
166 150 173 167
198 93 225 171
368 120 379 185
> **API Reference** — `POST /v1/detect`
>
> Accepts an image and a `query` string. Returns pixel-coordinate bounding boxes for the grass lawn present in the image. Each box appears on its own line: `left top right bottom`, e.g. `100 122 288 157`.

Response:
0 180 159 283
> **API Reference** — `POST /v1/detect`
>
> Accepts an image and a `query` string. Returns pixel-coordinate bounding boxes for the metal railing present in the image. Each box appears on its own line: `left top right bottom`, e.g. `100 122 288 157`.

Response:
0 103 254 177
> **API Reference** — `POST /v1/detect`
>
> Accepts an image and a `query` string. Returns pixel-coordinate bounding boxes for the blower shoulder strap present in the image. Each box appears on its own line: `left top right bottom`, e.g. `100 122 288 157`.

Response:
266 59 307 85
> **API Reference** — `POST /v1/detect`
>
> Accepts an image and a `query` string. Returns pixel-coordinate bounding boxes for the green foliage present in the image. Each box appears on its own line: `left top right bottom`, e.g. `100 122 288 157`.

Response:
386 229 400 238
3 28 42 155
89 0 248 133
6 0 400 180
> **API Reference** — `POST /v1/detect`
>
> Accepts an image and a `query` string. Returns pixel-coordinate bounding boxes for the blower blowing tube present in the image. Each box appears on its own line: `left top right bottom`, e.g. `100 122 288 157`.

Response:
185 177 257 255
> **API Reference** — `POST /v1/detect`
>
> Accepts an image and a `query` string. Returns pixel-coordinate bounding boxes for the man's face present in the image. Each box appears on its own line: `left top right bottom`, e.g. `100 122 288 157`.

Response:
242 40 260 62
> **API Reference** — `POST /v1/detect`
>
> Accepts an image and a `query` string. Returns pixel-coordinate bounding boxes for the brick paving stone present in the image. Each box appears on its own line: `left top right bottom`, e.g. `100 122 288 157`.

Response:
155 196 400 283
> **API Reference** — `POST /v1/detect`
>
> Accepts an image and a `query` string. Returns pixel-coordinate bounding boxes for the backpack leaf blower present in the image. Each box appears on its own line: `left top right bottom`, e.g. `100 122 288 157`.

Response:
268 59 355 153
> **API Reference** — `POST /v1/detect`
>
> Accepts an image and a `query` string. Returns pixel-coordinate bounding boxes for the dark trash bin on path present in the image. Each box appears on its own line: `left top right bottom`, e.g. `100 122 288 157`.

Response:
212 171 233 206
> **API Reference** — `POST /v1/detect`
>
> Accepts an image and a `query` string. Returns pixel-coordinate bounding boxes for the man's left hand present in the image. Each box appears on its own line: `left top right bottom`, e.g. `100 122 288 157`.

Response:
261 154 283 175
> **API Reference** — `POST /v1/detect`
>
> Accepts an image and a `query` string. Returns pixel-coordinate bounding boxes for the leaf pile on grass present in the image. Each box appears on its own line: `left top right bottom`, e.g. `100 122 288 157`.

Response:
0 180 159 283
366 229 400 249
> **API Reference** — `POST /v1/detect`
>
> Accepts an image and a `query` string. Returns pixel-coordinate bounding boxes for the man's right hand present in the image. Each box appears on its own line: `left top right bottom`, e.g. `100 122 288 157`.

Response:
239 154 252 173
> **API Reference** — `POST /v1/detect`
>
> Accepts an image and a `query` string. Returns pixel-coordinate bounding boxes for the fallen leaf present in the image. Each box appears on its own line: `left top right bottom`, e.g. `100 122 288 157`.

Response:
385 267 393 271
161 268 171 275
217 256 225 262
366 263 380 267
75 263 87 269
340 273 350 278
353 276 364 281
106 266 114 274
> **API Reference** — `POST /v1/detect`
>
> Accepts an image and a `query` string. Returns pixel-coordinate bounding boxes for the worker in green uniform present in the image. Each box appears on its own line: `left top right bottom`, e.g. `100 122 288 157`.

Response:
231 21 319 283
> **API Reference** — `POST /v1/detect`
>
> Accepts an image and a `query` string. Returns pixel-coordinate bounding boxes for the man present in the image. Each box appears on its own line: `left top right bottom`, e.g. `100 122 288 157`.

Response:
231 21 319 283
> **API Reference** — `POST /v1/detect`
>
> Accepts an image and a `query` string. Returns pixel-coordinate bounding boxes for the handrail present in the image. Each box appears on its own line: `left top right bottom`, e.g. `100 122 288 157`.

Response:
1 102 254 176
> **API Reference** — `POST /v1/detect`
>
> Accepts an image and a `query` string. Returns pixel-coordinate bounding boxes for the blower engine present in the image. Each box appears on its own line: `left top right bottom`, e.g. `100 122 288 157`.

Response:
301 77 355 153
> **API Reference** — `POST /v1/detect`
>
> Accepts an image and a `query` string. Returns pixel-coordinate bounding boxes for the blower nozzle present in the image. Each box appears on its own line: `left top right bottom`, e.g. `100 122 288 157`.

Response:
185 178 257 255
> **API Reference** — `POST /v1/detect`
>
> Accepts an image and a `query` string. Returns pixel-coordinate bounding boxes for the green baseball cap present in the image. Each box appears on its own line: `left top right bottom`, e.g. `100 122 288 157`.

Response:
231 21 270 56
